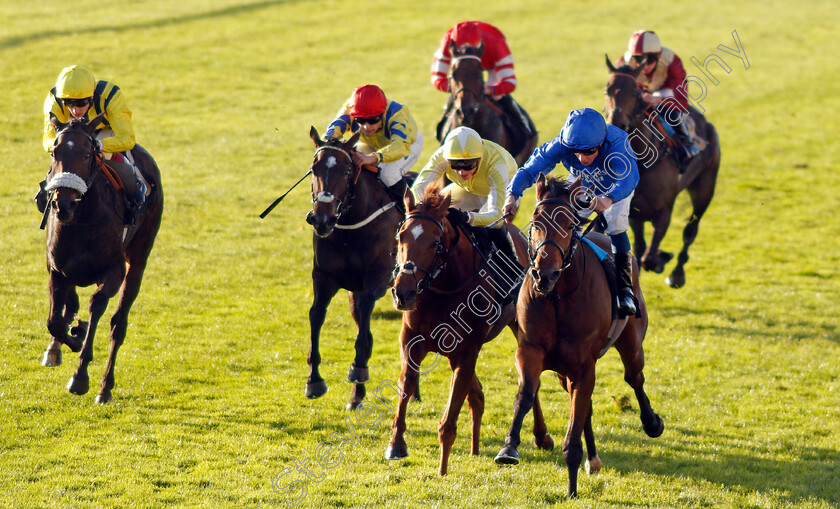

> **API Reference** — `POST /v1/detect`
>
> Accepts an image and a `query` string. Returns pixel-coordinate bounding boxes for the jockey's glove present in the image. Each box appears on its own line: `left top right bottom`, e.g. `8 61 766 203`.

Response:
446 208 470 226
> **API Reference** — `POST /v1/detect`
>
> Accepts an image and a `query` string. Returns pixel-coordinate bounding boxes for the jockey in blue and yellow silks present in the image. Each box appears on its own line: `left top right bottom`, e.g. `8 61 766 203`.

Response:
325 84 423 201
506 108 640 316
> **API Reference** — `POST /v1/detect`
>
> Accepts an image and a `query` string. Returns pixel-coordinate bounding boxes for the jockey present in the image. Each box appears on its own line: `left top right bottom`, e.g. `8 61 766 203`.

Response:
39 65 146 222
431 21 534 141
325 84 422 202
413 126 523 293
617 30 700 159
505 108 640 316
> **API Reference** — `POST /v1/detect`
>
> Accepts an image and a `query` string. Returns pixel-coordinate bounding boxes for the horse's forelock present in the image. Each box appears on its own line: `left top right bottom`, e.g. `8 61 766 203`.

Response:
543 177 572 199
419 181 446 209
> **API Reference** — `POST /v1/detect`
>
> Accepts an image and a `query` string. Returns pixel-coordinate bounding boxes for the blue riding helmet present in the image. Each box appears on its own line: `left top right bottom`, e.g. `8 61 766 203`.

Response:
560 108 607 150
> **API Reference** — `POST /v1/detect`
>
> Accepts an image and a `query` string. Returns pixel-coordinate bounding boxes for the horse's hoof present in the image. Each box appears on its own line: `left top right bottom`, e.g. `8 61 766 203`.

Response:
534 434 554 451
95 392 113 404
67 376 89 396
494 446 520 465
346 398 362 411
70 320 89 338
347 365 369 384
643 413 665 438
665 272 685 289
385 443 408 460
42 348 62 367
586 454 603 475
305 379 328 399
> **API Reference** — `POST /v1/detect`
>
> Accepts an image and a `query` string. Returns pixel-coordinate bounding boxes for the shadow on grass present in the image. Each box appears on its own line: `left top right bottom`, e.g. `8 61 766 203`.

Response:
1 0 301 50
371 308 402 321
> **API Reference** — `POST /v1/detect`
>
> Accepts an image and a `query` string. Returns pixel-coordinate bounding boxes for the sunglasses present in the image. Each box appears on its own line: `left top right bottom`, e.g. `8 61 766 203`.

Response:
571 146 599 156
354 116 381 125
63 98 91 107
632 54 656 65
450 160 479 171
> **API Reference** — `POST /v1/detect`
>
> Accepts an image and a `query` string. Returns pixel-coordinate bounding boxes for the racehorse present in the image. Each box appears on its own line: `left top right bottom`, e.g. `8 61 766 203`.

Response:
387 184 554 475
41 113 163 404
438 42 537 166
304 126 407 410
604 56 721 288
494 175 663 498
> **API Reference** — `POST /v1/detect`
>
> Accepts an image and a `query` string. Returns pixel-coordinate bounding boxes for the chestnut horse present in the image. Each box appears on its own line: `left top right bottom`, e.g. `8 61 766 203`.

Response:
438 42 537 166
386 184 554 475
494 175 663 498
41 113 162 403
604 57 721 288
304 127 407 410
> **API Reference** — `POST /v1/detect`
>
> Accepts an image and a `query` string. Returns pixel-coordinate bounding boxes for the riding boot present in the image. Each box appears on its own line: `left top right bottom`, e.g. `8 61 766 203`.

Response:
384 178 408 214
488 227 525 304
496 94 535 139
615 251 638 317
123 176 147 226
674 115 701 160
35 180 48 213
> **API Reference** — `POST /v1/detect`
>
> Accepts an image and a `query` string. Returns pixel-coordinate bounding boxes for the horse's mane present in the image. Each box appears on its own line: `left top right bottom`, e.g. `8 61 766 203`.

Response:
419 180 447 209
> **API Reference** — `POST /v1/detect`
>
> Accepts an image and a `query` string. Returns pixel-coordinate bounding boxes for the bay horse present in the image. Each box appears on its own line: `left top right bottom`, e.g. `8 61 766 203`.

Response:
438 42 537 166
41 113 163 404
304 126 407 410
386 184 554 475
604 56 721 288
494 175 663 498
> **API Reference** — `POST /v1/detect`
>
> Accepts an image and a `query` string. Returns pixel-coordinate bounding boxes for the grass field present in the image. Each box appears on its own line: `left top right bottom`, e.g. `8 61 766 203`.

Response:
1 0 839 507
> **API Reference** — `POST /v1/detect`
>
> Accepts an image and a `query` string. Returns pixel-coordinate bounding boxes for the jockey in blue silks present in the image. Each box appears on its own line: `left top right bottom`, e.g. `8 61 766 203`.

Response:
504 107 640 315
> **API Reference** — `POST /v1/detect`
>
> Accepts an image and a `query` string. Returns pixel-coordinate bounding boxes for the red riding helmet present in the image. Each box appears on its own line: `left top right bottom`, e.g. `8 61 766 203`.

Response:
349 84 387 118
451 21 483 47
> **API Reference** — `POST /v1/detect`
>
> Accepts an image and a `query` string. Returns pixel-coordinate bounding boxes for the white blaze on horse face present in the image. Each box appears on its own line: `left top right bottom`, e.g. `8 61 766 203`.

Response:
326 156 337 169
410 224 424 241
66 141 75 149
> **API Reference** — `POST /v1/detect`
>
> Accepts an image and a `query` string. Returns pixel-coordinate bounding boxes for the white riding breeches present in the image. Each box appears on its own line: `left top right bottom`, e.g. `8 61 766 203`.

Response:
379 133 424 186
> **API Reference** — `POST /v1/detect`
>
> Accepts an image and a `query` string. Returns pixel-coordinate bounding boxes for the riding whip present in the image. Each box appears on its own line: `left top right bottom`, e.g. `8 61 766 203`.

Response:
259 169 312 219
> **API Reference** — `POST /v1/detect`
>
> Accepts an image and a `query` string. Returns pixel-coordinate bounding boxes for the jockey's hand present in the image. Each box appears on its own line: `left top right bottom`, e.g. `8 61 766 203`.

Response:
593 196 614 213
352 152 378 168
503 195 518 220
446 208 470 226
641 92 661 105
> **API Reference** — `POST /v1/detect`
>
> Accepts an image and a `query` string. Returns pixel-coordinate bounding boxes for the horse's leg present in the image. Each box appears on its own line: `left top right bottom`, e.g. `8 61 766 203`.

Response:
629 216 646 263
583 402 602 474
68 268 123 397
438 350 479 475
96 251 150 404
306 271 338 399
466 373 484 456
531 389 554 450
495 345 543 465
44 272 77 366
562 364 596 499
666 171 716 289
385 334 423 460
641 210 673 273
346 290 376 410
614 326 664 438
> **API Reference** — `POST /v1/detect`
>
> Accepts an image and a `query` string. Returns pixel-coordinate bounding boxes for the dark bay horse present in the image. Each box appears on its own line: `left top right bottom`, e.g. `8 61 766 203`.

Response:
604 57 721 288
439 42 537 166
41 113 162 403
387 184 554 475
494 175 663 498
304 126 406 410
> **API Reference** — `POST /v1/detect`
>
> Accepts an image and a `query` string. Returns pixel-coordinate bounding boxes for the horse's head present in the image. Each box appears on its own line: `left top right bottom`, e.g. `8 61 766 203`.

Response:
46 113 105 223
604 54 645 132
528 175 592 294
306 126 361 238
448 45 485 128
391 183 451 311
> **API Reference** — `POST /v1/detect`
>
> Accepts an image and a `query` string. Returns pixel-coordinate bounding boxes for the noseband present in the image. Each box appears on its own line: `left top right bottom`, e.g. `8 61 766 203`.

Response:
393 212 460 294
310 144 357 220
528 198 581 272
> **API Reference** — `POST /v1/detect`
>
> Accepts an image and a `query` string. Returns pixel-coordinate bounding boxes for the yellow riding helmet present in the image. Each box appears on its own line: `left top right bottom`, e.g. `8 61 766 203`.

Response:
443 127 484 160
55 66 96 99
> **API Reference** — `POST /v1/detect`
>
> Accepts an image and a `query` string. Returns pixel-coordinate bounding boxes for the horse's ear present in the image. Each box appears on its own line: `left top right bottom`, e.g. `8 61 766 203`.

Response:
535 173 547 198
310 126 323 147
88 112 106 131
403 187 415 212
49 112 66 132
605 53 617 73
440 191 452 211
449 39 458 57
346 131 361 149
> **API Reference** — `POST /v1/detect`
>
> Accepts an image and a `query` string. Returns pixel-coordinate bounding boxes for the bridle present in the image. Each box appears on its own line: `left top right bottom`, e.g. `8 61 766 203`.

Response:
310 144 358 221
46 125 103 198
393 212 461 295
449 55 484 119
605 72 647 132
528 198 583 273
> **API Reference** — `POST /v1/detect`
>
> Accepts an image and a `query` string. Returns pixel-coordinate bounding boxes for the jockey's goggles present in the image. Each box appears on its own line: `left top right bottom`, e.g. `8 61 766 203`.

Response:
63 97 92 107
571 146 600 156
632 54 657 65
449 159 480 172
354 115 382 125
